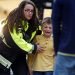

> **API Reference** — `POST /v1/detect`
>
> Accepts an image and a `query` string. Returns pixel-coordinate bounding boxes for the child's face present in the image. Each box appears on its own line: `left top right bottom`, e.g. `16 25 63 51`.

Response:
42 23 52 37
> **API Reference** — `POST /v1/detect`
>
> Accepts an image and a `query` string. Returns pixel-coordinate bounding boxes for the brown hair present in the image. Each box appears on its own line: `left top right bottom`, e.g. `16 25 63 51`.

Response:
4 0 39 32
42 17 52 25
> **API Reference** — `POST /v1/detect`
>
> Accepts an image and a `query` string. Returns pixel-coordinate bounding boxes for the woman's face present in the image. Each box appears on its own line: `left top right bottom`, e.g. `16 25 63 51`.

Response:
23 4 34 20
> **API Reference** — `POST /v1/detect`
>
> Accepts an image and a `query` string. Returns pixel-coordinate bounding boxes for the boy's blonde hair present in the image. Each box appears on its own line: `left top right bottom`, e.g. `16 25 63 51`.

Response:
41 17 52 25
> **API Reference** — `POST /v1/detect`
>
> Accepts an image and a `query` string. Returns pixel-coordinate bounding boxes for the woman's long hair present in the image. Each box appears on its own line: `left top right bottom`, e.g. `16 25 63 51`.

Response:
4 0 39 32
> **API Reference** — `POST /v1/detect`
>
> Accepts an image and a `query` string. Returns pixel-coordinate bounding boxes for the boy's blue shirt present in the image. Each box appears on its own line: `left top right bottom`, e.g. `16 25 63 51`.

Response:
52 0 75 54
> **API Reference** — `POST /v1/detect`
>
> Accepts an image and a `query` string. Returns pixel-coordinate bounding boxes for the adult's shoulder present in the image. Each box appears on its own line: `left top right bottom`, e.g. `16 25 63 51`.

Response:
53 0 64 5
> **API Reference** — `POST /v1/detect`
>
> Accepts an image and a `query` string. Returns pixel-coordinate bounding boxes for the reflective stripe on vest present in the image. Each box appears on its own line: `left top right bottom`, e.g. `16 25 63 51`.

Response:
22 20 37 42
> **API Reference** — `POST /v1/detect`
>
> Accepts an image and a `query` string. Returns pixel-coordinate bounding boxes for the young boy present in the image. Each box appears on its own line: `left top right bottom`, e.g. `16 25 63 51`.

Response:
28 17 55 75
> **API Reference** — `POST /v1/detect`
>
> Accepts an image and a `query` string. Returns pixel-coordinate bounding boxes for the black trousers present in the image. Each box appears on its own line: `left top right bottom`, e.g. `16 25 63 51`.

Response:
11 54 30 75
0 68 10 75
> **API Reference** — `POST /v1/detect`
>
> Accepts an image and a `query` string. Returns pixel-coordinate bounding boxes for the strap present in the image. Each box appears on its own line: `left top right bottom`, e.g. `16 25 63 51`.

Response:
0 54 12 69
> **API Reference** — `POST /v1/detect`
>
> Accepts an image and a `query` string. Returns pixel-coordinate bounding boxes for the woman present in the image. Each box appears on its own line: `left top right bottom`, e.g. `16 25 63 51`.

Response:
0 0 43 75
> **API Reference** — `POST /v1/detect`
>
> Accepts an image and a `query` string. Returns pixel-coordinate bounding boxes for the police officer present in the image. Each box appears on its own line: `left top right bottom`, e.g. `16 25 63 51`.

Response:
0 0 43 75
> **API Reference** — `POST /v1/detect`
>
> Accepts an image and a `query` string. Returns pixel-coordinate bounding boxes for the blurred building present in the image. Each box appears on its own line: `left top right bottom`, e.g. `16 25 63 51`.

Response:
0 0 21 20
31 0 53 20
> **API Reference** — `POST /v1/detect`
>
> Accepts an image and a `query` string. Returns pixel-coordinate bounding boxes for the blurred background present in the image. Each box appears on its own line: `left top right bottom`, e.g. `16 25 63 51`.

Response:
0 0 53 21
